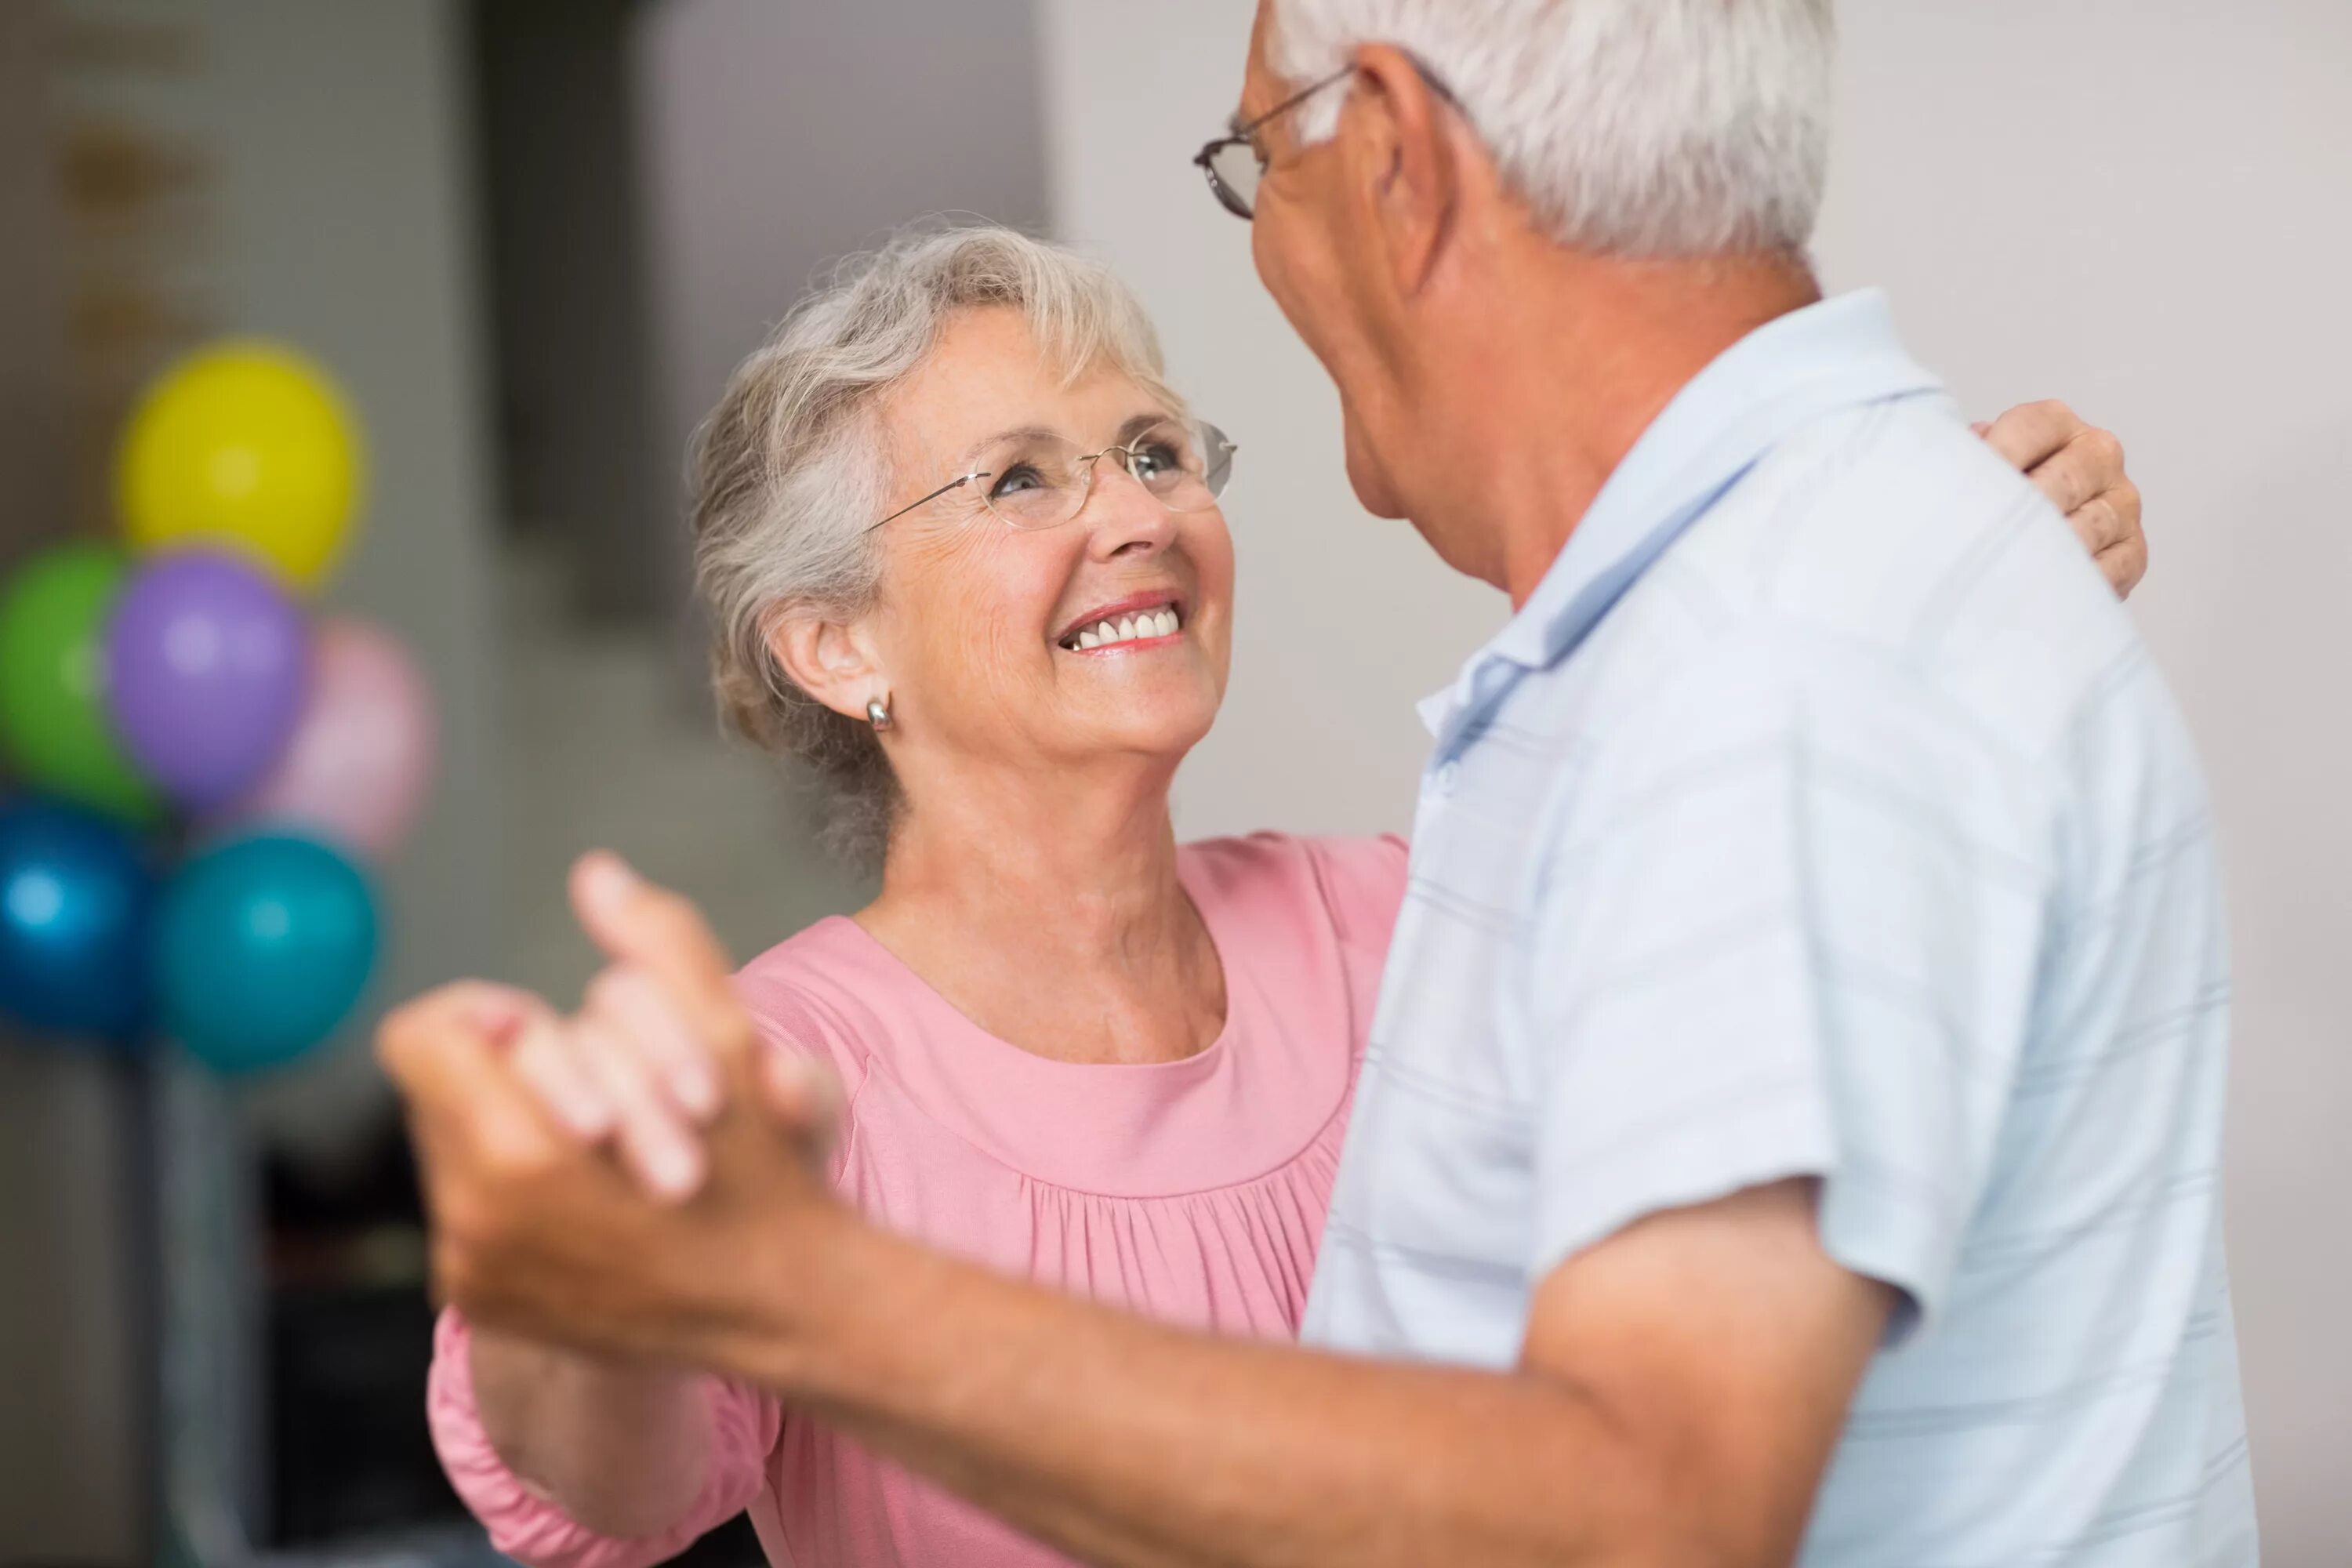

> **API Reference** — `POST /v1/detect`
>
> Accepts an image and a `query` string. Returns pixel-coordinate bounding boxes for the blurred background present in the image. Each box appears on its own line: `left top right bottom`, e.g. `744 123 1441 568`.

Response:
0 1 2345 1565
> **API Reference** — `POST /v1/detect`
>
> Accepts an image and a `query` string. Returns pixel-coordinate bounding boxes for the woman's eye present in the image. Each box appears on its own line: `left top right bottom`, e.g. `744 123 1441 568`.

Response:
1134 443 1183 478
990 463 1047 499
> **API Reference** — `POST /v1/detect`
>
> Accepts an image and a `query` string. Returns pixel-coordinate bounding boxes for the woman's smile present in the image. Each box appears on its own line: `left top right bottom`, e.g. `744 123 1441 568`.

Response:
1054 593 1188 654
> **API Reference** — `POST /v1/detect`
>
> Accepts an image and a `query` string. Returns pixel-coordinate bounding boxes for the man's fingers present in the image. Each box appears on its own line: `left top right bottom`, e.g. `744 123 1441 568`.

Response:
1979 399 2085 474
377 982 548 1112
571 1013 709 1203
569 853 743 1041
376 983 559 1171
378 980 543 1064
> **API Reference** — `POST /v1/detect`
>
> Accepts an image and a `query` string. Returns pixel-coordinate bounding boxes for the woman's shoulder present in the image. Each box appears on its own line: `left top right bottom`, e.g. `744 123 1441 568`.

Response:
730 916 890 1083
1178 832 1410 953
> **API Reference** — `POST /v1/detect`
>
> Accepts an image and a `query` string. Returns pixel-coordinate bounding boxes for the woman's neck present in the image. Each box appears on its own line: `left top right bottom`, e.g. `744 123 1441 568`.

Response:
852 760 1225 1066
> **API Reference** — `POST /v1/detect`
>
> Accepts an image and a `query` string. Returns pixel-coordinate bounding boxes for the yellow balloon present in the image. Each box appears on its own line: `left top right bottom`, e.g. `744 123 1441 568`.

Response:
116 341 365 592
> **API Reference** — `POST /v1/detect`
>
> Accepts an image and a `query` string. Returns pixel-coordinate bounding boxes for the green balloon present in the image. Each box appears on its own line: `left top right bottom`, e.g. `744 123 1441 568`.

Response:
0 543 163 822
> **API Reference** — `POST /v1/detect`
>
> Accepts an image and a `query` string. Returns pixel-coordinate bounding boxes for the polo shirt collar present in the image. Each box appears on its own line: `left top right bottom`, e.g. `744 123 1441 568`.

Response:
1419 289 1944 741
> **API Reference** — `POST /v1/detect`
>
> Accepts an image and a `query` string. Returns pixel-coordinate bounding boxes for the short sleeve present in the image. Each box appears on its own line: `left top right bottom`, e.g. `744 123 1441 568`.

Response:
1519 633 2054 1333
426 1308 782 1568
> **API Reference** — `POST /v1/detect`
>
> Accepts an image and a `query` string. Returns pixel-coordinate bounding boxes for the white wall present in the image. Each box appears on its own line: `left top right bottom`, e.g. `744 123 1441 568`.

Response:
634 0 1054 584
1042 0 2352 1557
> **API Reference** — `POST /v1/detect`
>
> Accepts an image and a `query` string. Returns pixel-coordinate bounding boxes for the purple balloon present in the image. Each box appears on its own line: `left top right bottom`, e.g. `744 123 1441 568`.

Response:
105 550 310 810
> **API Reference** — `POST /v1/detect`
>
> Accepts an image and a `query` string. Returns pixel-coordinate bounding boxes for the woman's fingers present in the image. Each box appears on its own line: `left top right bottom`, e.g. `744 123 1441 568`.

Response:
487 951 731 1202
756 1044 844 1167
1976 401 2146 601
1978 399 2083 474
586 965 720 1123
509 1008 619 1142
568 853 749 1056
2095 530 2151 600
572 1012 709 1203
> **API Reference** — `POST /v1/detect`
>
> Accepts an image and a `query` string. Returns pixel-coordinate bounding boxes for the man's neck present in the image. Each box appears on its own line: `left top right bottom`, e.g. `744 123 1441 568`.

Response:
1415 249 1822 610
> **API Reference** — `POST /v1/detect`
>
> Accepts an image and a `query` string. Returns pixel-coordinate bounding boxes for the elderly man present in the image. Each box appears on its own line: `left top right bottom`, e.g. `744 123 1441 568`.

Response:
388 2 2250 1563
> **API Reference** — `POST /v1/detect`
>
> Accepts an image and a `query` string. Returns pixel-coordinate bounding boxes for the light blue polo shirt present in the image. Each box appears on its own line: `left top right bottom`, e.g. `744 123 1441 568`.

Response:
1301 292 2257 1564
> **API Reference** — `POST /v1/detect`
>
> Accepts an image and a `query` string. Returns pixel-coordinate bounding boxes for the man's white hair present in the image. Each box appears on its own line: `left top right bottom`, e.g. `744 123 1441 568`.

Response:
1269 0 1836 257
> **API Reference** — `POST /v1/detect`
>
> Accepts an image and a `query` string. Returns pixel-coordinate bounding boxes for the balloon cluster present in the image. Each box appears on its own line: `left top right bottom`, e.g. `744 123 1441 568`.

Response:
0 343 435 1074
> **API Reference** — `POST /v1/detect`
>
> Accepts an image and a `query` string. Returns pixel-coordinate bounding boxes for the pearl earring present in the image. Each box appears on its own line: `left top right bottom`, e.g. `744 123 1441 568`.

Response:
866 694 894 732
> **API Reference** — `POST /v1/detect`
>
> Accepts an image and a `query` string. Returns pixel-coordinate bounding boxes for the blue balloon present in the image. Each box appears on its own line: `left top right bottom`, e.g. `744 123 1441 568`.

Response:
0 797 155 1041
157 832 378 1073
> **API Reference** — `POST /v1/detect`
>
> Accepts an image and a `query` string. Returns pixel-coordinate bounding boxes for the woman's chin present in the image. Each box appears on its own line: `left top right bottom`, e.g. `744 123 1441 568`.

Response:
1065 690 1220 768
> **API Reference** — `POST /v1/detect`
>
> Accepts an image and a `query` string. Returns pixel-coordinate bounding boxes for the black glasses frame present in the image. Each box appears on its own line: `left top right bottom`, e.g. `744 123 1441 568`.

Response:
1192 61 1459 221
1192 67 1353 220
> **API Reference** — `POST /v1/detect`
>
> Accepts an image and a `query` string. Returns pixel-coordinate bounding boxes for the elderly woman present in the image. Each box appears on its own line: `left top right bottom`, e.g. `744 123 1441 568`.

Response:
422 226 2145 1568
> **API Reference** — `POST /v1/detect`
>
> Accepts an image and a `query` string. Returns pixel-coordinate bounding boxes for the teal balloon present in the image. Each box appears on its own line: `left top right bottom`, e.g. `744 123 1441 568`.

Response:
0 797 155 1042
157 832 378 1073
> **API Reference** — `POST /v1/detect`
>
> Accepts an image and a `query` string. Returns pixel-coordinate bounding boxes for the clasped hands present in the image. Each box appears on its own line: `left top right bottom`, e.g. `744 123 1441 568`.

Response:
379 853 848 1374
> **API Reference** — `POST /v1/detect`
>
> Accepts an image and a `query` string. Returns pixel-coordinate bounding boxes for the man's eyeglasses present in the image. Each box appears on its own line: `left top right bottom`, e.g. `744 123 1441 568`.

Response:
1193 62 1457 221
1192 68 1353 221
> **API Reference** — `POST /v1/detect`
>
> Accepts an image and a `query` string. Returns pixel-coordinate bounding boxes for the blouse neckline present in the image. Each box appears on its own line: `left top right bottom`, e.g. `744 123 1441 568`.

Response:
779 847 1350 1199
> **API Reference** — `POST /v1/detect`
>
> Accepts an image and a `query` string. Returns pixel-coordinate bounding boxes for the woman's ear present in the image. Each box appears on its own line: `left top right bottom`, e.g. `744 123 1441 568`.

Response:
770 614 886 724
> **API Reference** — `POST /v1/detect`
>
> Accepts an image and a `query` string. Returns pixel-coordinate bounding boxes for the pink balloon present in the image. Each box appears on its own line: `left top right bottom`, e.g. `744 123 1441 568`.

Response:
217 619 436 858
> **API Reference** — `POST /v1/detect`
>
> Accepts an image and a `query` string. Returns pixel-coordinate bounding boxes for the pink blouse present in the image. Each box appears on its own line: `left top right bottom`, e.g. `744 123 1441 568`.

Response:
427 833 1409 1568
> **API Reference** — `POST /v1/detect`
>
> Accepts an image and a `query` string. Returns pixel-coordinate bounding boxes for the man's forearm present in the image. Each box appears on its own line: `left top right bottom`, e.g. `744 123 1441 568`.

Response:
707 1218 1669 1568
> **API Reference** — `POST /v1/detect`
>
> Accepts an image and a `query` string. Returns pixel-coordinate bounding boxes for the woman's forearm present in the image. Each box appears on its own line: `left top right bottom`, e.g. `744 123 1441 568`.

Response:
468 1325 715 1538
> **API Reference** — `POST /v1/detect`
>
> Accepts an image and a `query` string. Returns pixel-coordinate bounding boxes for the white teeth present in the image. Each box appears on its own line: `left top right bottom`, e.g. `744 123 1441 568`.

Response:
1068 605 1181 650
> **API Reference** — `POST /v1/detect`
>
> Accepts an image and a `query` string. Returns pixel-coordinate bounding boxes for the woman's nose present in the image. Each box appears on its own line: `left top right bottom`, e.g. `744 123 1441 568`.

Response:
1080 464 1178 560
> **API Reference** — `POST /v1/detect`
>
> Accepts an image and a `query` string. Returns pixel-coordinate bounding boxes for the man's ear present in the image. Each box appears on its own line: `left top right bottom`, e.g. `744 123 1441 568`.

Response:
769 613 887 724
1341 42 1463 299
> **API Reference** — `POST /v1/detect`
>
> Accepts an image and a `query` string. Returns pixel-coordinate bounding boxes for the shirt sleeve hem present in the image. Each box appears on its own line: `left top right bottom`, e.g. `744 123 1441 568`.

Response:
426 1308 767 1568
1530 1081 1955 1336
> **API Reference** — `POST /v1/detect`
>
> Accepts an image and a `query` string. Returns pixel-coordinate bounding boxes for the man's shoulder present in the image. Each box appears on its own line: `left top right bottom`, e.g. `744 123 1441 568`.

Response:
1680 398 2098 622
1607 397 2146 761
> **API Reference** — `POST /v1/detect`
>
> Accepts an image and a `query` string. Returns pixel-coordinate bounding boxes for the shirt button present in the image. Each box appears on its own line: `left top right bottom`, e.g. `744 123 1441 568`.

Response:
1436 760 1463 796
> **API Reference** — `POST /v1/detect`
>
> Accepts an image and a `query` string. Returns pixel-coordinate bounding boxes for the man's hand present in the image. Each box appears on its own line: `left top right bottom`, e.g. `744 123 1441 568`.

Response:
379 860 844 1370
1978 401 2147 598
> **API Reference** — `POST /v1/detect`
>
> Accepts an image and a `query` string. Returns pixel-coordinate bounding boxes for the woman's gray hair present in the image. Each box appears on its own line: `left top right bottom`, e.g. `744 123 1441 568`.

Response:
1270 0 1836 258
688 223 1180 864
